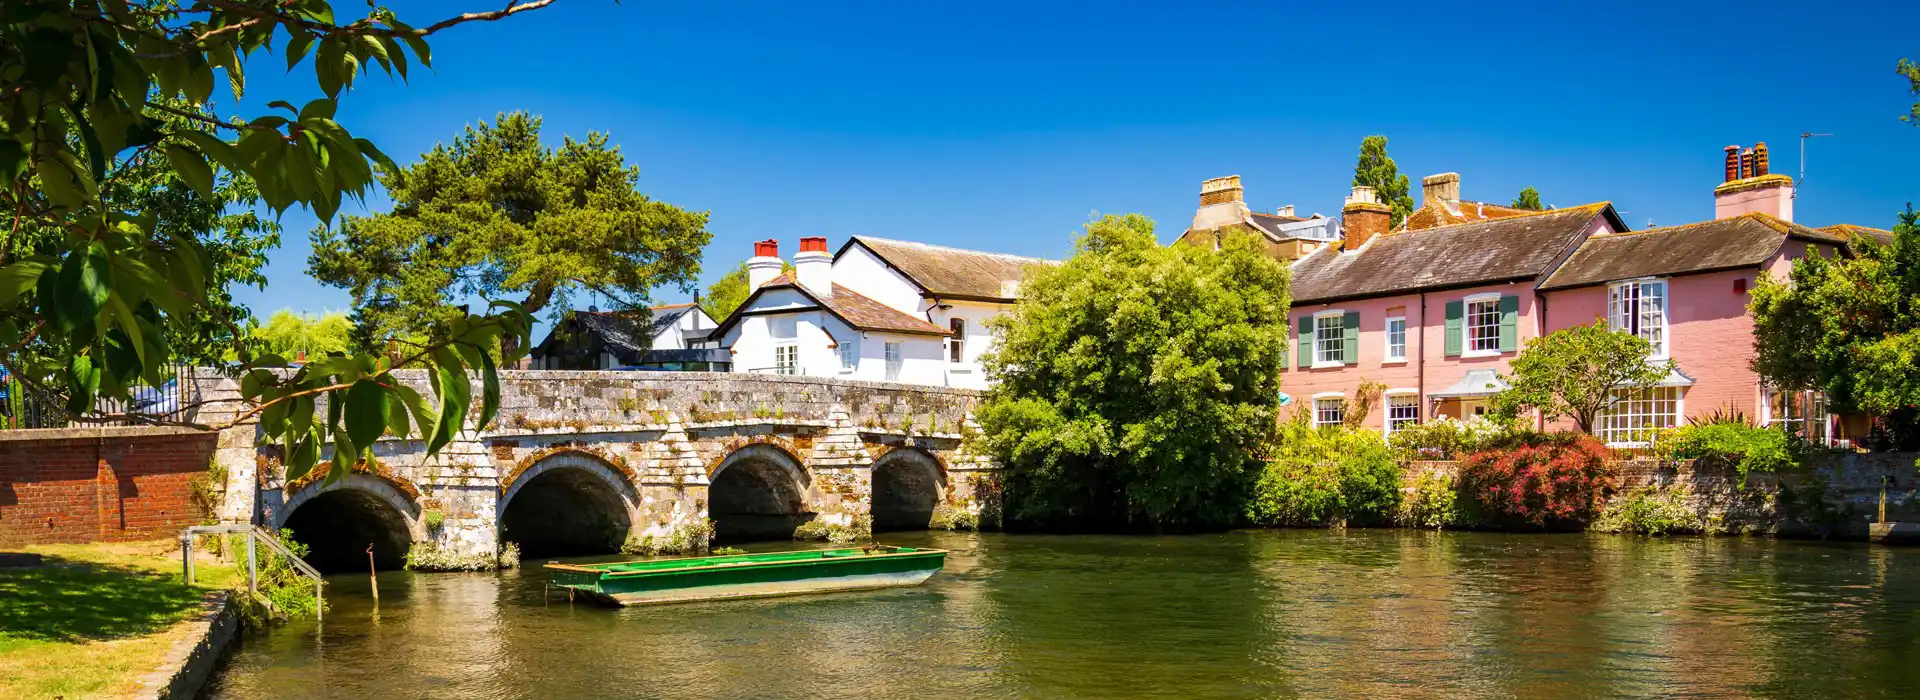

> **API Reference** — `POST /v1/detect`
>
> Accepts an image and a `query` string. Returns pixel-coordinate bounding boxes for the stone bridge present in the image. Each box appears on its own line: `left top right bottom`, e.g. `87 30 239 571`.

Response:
186 370 995 572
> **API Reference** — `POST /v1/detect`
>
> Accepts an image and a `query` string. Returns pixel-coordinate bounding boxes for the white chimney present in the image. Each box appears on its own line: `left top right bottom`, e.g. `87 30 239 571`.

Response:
794 236 832 297
747 239 782 288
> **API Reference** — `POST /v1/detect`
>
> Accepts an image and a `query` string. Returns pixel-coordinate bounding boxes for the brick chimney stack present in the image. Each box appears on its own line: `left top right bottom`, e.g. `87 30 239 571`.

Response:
747 239 783 288
1714 142 1792 222
1341 186 1391 251
794 236 832 297
1421 172 1461 205
1190 175 1252 232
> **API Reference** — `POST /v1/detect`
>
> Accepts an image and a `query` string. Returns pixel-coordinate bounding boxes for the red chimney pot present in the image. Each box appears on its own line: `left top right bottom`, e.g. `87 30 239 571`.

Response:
1723 145 1740 183
799 236 828 253
753 239 779 257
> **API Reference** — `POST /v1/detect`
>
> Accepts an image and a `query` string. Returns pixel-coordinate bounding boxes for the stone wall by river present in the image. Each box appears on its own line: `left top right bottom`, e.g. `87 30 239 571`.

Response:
1407 452 1920 539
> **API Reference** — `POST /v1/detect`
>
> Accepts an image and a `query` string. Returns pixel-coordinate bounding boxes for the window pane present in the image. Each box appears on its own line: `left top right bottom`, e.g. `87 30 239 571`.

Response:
1387 395 1418 434
1314 398 1344 426
1315 316 1343 364
1598 386 1680 444
884 342 902 381
1467 300 1499 352
1386 318 1406 360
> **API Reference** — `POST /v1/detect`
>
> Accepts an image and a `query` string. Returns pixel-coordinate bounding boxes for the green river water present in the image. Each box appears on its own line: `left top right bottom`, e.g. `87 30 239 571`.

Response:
204 530 1920 699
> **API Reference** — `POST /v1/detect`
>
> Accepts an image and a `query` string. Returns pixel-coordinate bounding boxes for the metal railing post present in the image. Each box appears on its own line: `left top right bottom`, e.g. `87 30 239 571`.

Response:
181 533 194 585
247 532 258 597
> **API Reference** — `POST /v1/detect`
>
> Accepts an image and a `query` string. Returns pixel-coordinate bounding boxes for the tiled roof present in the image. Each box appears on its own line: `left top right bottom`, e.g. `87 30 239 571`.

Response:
1403 199 1534 231
749 273 951 336
1290 203 1615 304
1819 223 1894 246
1540 213 1846 291
842 236 1048 302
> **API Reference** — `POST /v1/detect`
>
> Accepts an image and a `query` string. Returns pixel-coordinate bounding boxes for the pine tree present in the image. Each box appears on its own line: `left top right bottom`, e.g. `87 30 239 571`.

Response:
1352 136 1416 228
1513 187 1545 211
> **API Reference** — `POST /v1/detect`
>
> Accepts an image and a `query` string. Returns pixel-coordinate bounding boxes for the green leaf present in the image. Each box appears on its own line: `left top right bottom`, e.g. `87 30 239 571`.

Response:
380 36 409 80
0 260 49 308
289 395 314 440
53 243 112 333
175 130 241 172
285 31 317 72
315 37 344 98
105 293 147 370
392 383 437 446
0 138 27 182
163 144 214 198
384 391 411 440
260 396 290 440
286 434 318 482
298 98 336 122
344 380 390 452
477 349 501 430
397 28 431 69
66 354 102 416
266 100 298 113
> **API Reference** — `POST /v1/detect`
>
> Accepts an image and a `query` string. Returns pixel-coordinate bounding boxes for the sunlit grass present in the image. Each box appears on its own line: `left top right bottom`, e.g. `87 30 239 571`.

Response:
0 540 239 699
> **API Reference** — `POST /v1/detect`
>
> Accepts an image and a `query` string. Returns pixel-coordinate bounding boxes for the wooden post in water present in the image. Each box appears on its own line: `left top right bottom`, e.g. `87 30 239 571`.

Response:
247 533 258 597
366 544 379 602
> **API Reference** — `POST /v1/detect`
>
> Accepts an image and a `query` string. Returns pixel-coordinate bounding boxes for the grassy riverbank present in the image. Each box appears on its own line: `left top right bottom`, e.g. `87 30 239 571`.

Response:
0 540 237 699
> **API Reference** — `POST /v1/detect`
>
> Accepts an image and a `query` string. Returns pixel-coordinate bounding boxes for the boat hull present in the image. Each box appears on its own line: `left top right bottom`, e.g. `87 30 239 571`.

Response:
547 547 946 607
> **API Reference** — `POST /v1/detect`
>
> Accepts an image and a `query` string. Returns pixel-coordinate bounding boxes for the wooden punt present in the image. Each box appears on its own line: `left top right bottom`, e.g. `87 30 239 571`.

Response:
544 545 947 606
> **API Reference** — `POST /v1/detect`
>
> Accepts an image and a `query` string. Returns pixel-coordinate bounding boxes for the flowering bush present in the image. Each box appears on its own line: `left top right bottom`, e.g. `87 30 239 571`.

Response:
1457 433 1614 528
1395 467 1473 529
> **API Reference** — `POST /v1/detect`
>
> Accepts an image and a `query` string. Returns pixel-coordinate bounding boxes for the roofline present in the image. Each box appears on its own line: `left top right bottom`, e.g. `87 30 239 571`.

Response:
833 238 934 296
1537 262 1768 292
1293 276 1538 306
710 281 953 339
924 291 1016 304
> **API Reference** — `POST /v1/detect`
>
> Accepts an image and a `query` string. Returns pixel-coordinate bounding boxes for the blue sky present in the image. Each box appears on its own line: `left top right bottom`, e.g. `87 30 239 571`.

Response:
232 0 1920 322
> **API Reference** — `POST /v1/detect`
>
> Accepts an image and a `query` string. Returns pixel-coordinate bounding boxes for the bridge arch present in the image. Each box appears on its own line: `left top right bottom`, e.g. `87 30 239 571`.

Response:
499 450 639 556
277 473 423 573
708 443 813 542
871 448 948 532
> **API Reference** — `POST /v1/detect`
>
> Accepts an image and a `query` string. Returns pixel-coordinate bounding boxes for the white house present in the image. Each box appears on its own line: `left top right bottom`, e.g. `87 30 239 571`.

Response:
713 235 1045 388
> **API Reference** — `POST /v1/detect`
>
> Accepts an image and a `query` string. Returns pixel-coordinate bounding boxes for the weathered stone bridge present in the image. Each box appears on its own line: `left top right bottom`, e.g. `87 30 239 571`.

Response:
185 370 995 571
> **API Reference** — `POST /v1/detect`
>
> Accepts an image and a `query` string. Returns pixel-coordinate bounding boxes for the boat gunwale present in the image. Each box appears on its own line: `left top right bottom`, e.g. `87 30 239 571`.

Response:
543 547 948 579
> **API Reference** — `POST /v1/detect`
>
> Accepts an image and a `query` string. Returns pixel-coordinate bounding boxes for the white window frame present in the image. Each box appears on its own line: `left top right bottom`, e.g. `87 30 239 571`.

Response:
884 342 903 381
774 344 799 375
1463 292 1502 358
1597 386 1683 446
1384 389 1419 435
1312 394 1344 428
1762 386 1832 447
948 318 966 364
1609 278 1670 359
838 337 859 373
1313 310 1346 368
1384 316 1407 363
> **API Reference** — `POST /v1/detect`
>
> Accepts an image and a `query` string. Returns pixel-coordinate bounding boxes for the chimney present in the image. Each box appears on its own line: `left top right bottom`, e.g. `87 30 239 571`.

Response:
1276 204 1295 218
1713 141 1793 222
1191 175 1251 231
747 239 783 288
1341 186 1391 251
1421 172 1461 205
794 236 832 297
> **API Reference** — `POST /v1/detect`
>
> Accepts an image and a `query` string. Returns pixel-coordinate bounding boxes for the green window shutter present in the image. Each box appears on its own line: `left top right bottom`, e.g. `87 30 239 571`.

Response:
1342 311 1360 364
1498 294 1520 352
1297 317 1313 367
1443 301 1464 357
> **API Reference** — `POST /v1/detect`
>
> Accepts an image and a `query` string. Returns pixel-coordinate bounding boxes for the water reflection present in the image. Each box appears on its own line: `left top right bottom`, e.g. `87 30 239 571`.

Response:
206 531 1920 699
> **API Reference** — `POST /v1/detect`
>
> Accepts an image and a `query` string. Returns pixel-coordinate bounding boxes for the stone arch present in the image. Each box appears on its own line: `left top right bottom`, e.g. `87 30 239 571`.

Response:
870 447 948 532
277 473 423 573
708 443 814 542
498 450 640 557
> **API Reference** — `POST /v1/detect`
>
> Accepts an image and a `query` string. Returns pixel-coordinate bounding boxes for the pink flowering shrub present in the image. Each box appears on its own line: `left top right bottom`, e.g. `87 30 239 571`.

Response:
1457 433 1614 528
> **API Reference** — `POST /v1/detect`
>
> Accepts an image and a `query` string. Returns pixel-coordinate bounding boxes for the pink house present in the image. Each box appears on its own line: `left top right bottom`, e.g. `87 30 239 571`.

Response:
1224 143 1870 446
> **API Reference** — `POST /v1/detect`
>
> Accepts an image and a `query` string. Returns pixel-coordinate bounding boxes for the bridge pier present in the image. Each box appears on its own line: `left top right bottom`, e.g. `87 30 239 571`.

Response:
188 370 999 570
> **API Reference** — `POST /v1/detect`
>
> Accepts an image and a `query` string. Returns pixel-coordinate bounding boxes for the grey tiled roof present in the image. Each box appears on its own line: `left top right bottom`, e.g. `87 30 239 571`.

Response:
1539 213 1845 291
1290 204 1615 304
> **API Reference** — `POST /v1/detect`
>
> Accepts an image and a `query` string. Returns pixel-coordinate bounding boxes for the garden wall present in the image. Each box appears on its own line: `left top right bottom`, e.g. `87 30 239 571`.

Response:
1405 452 1920 539
0 427 217 546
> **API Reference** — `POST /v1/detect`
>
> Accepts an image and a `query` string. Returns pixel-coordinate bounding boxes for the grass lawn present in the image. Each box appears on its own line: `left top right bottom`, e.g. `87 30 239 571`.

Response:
0 540 240 700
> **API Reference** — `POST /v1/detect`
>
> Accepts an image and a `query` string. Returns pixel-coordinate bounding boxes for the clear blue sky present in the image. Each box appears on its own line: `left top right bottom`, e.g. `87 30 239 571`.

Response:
232 0 1920 321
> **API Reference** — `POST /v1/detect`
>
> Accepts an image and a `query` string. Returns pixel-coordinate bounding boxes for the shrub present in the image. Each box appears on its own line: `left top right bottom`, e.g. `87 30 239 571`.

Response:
1592 489 1701 536
235 529 325 626
1396 467 1472 529
931 504 980 532
423 509 446 531
1246 420 1401 527
1655 423 1798 477
497 542 521 569
1457 433 1613 528
405 542 501 572
1387 416 1517 461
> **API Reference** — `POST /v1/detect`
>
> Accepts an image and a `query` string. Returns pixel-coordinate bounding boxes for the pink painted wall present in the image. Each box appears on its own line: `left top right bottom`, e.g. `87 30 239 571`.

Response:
1282 280 1540 428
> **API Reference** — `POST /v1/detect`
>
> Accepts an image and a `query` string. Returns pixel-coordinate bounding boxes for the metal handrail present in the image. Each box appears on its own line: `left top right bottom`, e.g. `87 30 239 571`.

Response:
180 524 326 621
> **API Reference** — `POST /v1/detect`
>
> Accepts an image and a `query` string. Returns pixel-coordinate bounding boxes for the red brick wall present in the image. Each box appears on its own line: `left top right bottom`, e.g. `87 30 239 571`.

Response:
0 427 218 545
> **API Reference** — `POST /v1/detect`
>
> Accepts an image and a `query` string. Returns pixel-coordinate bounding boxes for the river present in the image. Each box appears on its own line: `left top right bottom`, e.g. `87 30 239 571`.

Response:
204 530 1920 698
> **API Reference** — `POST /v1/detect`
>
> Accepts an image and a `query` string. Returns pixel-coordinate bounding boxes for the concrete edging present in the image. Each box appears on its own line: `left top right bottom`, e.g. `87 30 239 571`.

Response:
136 590 239 700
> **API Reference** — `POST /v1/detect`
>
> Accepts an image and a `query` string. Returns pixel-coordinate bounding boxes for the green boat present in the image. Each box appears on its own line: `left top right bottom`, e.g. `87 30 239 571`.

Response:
544 545 947 606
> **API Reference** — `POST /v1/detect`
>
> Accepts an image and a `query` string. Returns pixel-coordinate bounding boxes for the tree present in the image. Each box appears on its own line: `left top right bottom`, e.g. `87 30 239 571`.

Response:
977 214 1290 530
1489 320 1672 434
1352 135 1416 228
310 111 711 352
252 310 353 359
699 263 752 321
1901 58 1920 124
1512 186 1545 211
1 1 552 484
1751 206 1920 442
